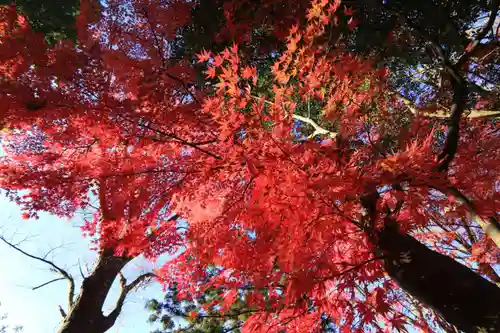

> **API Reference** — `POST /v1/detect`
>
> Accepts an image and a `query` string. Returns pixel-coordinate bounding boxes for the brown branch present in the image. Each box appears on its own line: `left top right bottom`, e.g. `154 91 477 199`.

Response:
32 277 66 290
115 113 221 160
414 34 467 172
457 0 500 67
58 305 67 318
433 186 500 247
78 259 86 279
459 217 478 246
437 75 467 171
0 235 75 309
396 16 468 171
141 8 200 105
394 92 500 119
314 256 383 283
105 272 156 324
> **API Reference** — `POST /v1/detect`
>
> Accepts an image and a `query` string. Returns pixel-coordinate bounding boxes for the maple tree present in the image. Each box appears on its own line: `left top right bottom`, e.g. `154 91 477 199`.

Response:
0 0 499 333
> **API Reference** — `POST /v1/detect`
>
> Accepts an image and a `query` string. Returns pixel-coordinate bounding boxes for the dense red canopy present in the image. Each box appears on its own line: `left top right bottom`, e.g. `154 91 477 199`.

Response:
0 0 499 332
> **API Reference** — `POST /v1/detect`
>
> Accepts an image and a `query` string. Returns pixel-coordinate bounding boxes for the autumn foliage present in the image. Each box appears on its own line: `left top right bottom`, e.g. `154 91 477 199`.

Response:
0 0 499 332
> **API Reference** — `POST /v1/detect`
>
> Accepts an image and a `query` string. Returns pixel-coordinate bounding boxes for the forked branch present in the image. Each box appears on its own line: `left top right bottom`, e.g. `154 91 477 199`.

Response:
105 272 156 324
0 235 75 313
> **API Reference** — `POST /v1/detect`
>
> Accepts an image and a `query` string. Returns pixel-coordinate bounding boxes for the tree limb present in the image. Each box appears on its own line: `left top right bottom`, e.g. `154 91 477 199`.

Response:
0 235 75 309
292 114 337 138
447 187 500 248
396 15 468 171
393 92 500 119
58 305 67 318
251 94 337 138
105 272 156 325
437 73 467 171
457 0 500 67
78 259 86 279
32 277 66 290
429 185 500 248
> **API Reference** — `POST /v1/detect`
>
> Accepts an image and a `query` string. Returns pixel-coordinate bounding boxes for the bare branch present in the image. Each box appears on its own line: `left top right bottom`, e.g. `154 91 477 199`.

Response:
292 114 337 138
0 235 75 309
105 272 156 325
127 272 156 291
457 0 500 66
394 92 500 119
314 256 383 283
430 186 500 247
78 259 86 279
42 243 66 260
58 305 67 318
32 277 66 291
251 94 337 138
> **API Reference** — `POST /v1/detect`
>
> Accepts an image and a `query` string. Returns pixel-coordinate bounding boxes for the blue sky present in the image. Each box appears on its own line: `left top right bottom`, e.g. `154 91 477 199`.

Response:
0 196 165 333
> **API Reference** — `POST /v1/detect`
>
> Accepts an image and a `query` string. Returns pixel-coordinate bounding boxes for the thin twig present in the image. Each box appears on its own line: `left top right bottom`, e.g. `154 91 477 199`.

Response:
141 8 200 105
315 256 383 283
251 95 337 138
457 0 500 66
115 113 221 159
32 277 66 290
0 235 75 308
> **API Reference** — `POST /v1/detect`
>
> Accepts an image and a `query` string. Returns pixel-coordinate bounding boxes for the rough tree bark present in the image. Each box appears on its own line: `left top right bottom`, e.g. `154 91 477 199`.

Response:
360 191 500 332
377 220 500 333
57 249 133 333
0 236 154 333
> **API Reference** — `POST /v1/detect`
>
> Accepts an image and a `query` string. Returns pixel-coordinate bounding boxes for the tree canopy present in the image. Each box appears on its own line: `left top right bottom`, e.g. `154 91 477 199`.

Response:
0 0 499 332
0 0 82 42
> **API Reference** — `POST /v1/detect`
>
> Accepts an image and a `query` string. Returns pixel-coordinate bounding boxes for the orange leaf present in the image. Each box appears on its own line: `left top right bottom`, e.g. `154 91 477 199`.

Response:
196 49 211 63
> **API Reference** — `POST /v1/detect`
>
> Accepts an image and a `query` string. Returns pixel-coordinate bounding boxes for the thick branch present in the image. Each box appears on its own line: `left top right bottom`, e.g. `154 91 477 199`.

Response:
398 17 468 171
57 249 133 333
105 272 156 325
377 219 500 332
0 235 75 308
394 92 500 119
447 187 500 248
437 75 467 171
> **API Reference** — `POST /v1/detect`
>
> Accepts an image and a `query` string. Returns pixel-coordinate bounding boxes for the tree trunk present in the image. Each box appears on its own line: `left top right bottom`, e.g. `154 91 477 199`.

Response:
377 222 500 333
57 249 132 333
